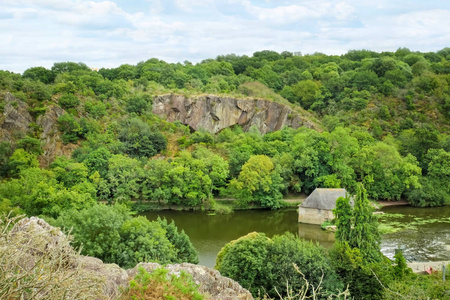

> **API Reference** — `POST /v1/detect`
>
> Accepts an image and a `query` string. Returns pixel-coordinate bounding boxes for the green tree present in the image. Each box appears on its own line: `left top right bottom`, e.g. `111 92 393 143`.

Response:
51 62 90 74
99 154 144 203
82 147 112 177
349 184 382 261
229 155 283 208
8 148 39 176
118 118 167 158
0 167 95 217
291 129 332 193
334 184 381 261
351 142 421 200
52 204 131 263
84 100 106 119
407 149 450 206
23 66 55 84
333 196 352 242
0 142 13 178
16 136 43 156
157 217 199 264
162 152 213 207
291 79 322 109
192 146 229 193
331 184 391 299
114 216 176 268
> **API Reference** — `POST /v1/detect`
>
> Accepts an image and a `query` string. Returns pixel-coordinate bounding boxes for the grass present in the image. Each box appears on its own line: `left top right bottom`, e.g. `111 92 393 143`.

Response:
0 213 106 299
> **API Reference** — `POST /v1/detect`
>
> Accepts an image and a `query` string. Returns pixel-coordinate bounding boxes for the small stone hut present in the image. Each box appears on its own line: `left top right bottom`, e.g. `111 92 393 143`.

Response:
298 188 349 225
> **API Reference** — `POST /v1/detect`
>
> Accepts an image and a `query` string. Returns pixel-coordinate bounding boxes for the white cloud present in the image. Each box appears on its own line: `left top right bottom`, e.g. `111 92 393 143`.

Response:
0 0 449 72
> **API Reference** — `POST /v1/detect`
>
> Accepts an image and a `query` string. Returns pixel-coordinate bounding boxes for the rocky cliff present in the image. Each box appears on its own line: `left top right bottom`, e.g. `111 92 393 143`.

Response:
3 216 253 300
0 92 76 167
0 92 33 141
153 94 318 134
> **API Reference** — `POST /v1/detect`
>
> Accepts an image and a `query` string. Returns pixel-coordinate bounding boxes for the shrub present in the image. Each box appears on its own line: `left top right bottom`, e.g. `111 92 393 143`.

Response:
125 95 151 115
122 266 204 300
216 232 344 298
58 93 80 109
57 113 81 144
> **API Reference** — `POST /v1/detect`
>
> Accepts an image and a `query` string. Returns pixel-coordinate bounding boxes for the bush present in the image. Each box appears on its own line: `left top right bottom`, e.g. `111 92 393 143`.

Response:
57 113 82 144
84 100 106 119
216 232 344 298
16 136 43 155
125 95 151 115
118 118 167 157
58 93 80 109
114 216 177 268
122 266 204 300
52 205 198 269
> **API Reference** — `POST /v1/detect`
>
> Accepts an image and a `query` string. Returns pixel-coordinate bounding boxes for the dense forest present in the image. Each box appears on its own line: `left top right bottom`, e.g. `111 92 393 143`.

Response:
1 48 449 213
0 48 450 298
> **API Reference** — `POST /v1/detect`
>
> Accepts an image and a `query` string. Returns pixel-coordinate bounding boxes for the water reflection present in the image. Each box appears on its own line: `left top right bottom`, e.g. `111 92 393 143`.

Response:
143 209 336 267
298 223 334 248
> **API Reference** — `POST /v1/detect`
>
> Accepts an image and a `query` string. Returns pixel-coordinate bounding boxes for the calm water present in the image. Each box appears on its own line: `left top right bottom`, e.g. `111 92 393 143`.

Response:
380 206 450 262
142 206 450 268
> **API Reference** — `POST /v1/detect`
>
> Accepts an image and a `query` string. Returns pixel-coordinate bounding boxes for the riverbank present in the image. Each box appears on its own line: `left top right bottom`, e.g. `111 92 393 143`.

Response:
378 200 410 207
408 261 450 274
130 197 303 212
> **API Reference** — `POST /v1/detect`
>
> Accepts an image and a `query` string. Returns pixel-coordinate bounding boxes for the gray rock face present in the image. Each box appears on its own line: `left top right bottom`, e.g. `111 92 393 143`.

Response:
36 105 76 167
153 94 316 134
9 217 254 300
128 262 254 300
0 92 33 141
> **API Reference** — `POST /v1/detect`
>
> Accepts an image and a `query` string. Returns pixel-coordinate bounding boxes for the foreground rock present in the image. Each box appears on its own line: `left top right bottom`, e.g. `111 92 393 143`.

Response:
153 94 318 134
5 217 253 299
128 263 253 300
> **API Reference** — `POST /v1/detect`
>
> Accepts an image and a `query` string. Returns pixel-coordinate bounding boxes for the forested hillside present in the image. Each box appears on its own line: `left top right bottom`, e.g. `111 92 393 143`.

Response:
0 48 449 218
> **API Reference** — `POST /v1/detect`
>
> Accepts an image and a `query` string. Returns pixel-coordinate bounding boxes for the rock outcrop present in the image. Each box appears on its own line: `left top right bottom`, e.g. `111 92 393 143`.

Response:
5 217 253 300
129 263 253 300
36 105 77 167
153 94 317 134
0 93 77 167
0 92 33 141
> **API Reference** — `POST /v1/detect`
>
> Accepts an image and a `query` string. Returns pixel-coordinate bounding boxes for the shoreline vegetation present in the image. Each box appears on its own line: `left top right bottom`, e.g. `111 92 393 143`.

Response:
130 197 413 213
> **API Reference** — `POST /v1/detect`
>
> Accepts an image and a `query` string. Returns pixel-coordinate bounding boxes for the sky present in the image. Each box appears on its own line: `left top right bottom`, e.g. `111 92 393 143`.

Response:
1 0 449 73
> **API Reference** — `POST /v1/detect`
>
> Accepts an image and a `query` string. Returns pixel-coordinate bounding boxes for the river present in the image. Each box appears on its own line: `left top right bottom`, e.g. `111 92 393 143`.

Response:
142 205 450 268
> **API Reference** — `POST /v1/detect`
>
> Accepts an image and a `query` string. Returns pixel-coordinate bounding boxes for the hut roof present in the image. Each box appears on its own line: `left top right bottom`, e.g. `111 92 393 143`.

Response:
300 188 349 210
